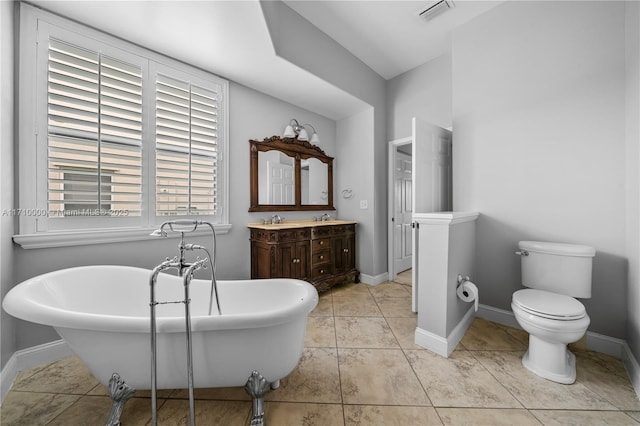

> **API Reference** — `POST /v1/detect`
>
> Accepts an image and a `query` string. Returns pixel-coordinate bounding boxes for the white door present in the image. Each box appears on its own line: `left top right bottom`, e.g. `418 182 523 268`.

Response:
267 160 294 204
394 151 413 273
411 117 452 312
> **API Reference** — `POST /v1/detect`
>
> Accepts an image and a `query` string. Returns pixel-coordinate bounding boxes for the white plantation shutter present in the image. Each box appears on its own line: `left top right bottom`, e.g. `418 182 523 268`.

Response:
47 38 143 217
155 73 219 216
16 7 229 244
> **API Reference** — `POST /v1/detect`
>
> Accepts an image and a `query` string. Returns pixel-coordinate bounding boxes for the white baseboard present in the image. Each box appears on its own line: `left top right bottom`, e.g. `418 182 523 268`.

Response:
477 303 520 329
415 306 475 357
359 272 389 286
1 339 72 403
415 327 449 356
623 342 640 395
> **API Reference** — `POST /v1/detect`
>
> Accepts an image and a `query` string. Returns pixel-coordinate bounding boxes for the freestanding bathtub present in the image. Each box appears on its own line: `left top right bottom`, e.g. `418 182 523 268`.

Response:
3 265 318 423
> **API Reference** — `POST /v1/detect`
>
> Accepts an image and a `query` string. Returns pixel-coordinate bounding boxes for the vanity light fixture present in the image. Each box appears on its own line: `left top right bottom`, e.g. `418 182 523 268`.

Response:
283 119 320 145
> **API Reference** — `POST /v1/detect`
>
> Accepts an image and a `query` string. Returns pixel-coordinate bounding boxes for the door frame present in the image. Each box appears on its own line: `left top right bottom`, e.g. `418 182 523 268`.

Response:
387 136 412 282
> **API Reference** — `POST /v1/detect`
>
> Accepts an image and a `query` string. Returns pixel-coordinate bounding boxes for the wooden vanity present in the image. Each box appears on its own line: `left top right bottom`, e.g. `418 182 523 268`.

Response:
248 220 358 292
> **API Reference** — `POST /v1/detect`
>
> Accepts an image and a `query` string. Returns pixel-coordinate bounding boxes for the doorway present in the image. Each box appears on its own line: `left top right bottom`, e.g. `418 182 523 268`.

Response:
387 137 413 284
388 118 453 313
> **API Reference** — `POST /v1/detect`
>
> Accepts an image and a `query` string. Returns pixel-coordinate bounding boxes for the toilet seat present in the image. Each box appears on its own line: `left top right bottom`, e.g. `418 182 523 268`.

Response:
512 289 586 321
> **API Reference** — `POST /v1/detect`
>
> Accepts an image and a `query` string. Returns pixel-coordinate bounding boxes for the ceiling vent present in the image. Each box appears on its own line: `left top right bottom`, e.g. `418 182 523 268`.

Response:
418 0 455 21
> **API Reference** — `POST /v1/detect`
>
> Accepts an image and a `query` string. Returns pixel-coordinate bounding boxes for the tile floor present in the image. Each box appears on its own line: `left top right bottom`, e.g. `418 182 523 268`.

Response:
2 278 640 425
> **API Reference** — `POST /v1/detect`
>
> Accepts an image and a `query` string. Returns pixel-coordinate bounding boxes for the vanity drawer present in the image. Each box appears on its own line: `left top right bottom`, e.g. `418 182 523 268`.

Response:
312 249 332 265
311 264 332 279
312 237 331 250
277 229 310 242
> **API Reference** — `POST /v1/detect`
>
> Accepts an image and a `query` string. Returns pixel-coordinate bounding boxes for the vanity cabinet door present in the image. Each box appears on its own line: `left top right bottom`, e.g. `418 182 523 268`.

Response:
277 241 310 281
333 233 355 274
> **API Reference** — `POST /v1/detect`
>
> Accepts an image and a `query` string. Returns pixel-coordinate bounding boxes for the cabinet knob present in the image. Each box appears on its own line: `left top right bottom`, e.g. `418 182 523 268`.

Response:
319 241 324 245
320 269 324 274
292 258 300 264
344 248 349 253
319 255 324 260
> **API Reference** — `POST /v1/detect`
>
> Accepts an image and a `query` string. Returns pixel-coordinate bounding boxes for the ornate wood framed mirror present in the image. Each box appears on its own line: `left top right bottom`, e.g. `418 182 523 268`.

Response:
249 136 334 212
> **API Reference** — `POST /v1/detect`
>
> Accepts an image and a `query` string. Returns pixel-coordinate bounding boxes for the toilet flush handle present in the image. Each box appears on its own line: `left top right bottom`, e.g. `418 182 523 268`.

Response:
515 250 529 256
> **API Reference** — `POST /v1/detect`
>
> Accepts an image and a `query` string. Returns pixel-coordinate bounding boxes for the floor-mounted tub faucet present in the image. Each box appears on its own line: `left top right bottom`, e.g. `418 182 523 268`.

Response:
148 219 220 426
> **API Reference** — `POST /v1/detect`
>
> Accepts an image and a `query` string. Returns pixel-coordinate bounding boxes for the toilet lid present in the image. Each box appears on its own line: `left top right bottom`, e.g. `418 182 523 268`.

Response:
512 289 586 320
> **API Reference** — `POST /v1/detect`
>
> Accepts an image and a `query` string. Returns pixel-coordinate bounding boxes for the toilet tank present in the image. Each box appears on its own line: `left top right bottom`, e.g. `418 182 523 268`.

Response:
518 241 595 299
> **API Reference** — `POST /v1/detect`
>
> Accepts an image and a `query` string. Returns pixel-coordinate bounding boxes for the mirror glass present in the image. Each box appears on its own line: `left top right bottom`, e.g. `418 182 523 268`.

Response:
301 158 328 205
258 150 296 205
249 136 334 212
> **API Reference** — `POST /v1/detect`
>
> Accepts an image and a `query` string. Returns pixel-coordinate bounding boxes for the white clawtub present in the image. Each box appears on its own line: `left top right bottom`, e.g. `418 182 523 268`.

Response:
3 265 318 422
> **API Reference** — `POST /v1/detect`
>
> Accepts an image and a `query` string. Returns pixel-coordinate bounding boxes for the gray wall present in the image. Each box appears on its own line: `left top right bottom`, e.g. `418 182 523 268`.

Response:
386 53 452 139
452 1 628 339
1 0 16 369
260 1 389 279
626 1 640 361
387 1 635 341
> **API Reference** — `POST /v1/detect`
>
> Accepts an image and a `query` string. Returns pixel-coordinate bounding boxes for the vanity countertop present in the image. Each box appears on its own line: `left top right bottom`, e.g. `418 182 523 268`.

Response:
248 219 357 230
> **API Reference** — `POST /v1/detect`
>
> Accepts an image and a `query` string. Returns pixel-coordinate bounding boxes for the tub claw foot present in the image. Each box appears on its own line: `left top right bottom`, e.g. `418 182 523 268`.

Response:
245 370 272 426
106 373 136 426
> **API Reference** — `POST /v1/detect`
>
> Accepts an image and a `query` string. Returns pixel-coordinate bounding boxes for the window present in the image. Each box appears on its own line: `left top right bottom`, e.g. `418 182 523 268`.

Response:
15 5 229 248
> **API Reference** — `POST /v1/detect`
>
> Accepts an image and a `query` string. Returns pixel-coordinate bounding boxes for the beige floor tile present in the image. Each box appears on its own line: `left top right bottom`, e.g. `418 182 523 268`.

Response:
11 357 99 395
338 348 430 406
627 411 640 422
393 269 413 286
368 282 412 299
310 292 334 317
331 282 371 297
45 395 153 426
87 383 174 399
156 399 250 425
575 351 640 411
502 324 530 346
335 317 399 348
385 317 424 350
266 402 344 426
376 297 415 317
461 317 527 351
436 407 542 425
305 316 337 347
266 347 342 404
406 350 522 408
344 405 442 425
531 409 640 425
44 395 112 426
333 293 382 317
473 350 617 410
170 386 250 401
0 391 80 426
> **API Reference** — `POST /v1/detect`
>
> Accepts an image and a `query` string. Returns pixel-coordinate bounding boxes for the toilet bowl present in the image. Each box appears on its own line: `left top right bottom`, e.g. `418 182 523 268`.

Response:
512 289 590 384
513 241 595 385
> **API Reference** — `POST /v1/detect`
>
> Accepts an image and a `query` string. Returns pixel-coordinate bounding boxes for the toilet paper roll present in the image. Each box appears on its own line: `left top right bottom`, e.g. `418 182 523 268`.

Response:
457 281 479 312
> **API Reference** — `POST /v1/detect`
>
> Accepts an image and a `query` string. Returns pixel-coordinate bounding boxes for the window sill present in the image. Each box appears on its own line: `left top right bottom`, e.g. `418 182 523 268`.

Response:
13 224 232 249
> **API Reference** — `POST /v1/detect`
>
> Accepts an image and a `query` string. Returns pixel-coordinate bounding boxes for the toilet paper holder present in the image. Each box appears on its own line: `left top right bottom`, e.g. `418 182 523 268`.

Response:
456 274 479 312
457 274 470 286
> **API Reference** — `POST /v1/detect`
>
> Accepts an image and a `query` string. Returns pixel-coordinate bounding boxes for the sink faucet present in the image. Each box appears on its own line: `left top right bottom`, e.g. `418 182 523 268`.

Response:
321 213 331 221
271 214 283 224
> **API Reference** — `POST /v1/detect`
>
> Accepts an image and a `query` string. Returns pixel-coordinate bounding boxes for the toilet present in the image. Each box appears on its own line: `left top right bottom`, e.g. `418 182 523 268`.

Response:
511 240 596 384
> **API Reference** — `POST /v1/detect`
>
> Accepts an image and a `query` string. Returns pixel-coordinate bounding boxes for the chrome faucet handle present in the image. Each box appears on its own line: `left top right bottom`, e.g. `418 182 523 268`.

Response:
271 214 282 224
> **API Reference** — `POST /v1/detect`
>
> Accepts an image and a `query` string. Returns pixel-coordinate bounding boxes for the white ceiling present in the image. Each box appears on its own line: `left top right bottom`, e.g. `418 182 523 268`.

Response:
28 0 502 119
283 0 505 80
30 0 367 119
